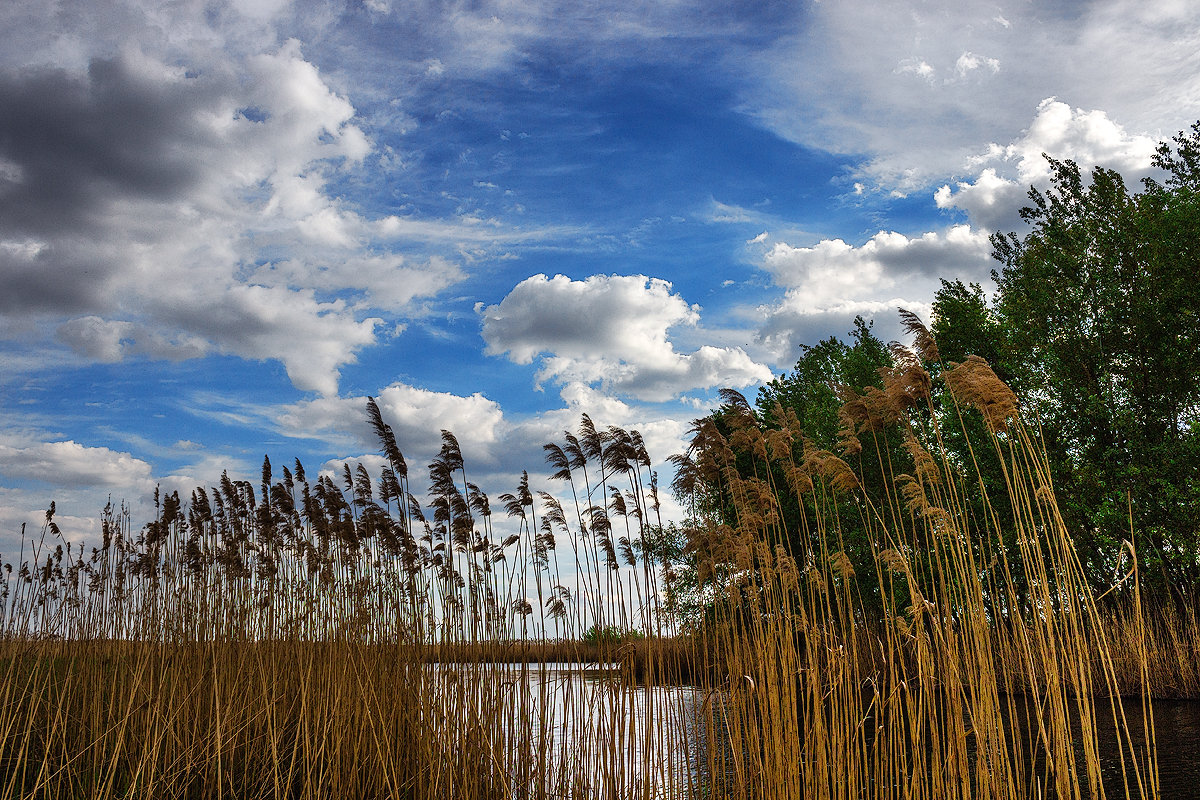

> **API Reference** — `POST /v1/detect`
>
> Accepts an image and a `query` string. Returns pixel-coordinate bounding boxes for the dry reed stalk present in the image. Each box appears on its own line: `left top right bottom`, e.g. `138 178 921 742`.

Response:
665 347 1163 800
0 363 1173 799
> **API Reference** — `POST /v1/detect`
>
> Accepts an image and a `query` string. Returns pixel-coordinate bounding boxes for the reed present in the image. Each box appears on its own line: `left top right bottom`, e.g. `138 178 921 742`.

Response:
0 347 1168 798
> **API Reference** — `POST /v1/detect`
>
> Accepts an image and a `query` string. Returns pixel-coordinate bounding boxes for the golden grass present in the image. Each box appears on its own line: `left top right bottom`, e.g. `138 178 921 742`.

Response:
0 352 1174 798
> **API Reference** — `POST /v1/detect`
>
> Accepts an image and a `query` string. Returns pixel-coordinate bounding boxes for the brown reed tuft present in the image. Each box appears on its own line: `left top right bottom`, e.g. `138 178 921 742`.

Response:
0 325 1178 800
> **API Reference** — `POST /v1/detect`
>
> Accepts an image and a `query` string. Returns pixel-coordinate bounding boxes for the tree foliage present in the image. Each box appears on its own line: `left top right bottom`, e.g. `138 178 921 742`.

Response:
982 123 1200 595
685 121 1200 604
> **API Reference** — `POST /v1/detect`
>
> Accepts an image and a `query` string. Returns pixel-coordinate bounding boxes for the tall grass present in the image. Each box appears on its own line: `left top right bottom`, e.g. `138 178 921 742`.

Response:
0 350 1167 798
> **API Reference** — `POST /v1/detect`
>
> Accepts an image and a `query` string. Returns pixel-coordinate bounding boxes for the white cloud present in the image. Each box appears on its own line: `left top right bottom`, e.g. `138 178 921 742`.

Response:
0 494 102 554
0 440 154 490
482 274 697 366
936 99 1160 231
757 299 934 365
752 97 1166 365
1002 98 1158 185
271 379 694 516
896 58 935 83
276 383 505 465
953 51 1000 79
558 382 637 421
762 225 991 311
750 225 988 361
0 39 468 397
251 254 462 313
161 285 382 396
751 96 1164 361
744 0 1200 191
480 274 772 402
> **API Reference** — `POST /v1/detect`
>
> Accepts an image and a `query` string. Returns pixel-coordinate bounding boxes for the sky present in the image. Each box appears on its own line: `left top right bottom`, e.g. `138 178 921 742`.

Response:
1 0 1198 550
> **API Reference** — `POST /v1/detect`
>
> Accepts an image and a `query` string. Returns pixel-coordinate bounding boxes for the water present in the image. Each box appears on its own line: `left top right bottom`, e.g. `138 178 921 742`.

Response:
973 694 1200 797
438 664 1200 798
1120 698 1200 796
467 662 712 797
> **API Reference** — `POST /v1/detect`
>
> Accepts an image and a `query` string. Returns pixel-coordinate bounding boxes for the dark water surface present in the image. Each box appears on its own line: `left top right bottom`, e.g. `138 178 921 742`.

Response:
967 695 1198 798
1007 695 1200 797
1126 699 1200 797
474 664 1200 798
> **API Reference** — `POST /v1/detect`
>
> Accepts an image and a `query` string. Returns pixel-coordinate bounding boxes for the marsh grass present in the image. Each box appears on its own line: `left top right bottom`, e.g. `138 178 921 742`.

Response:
0 345 1173 798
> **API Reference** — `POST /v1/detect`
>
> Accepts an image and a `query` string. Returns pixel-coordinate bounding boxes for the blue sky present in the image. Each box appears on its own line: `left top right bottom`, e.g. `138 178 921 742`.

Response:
1 0 1198 546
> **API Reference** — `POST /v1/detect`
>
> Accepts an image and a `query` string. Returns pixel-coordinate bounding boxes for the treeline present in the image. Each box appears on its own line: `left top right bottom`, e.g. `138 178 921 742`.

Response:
682 121 1200 605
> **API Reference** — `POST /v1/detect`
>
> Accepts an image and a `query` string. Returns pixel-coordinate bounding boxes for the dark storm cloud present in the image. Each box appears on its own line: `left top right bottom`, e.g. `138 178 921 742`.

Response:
0 239 122 313
0 56 216 238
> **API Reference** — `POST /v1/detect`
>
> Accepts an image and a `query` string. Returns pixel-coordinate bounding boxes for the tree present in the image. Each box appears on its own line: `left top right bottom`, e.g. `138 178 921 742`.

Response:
930 279 1007 376
756 315 893 448
981 123 1200 595
754 318 902 610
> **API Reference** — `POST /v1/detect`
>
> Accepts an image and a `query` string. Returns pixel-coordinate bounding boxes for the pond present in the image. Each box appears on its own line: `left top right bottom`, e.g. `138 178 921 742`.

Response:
455 663 1200 799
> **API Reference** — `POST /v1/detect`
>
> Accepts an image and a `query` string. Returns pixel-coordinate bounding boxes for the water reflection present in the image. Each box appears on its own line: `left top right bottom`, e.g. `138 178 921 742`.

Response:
480 662 712 798
438 664 1199 798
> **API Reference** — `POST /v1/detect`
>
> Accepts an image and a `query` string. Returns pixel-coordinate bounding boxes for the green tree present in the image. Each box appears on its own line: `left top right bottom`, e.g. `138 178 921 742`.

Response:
756 315 893 448
930 279 1007 375
756 317 901 609
671 319 896 607
982 123 1200 596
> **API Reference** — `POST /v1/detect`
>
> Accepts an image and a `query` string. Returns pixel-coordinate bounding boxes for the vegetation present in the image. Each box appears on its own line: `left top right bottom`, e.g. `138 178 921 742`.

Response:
939 122 1200 598
0 352 1172 798
581 623 643 649
727 122 1200 608
3 122 1199 800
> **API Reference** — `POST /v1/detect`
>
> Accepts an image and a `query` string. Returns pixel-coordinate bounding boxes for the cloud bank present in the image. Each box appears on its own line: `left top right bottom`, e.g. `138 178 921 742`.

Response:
480 274 772 402
0 41 462 395
746 0 1200 191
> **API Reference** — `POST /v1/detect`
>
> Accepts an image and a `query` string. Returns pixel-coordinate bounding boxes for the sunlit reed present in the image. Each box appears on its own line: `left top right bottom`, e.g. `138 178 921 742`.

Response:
0 343 1169 799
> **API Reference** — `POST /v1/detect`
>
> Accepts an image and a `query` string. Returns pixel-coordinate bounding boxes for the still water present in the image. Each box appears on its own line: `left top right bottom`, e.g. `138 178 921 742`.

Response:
1124 699 1200 796
461 663 1200 798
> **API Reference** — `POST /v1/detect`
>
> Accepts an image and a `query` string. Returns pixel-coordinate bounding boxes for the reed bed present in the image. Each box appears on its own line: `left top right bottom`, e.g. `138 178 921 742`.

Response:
1093 603 1200 699
0 347 1168 798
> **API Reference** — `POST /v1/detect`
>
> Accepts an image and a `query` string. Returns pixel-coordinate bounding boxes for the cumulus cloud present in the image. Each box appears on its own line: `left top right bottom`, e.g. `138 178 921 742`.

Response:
0 40 461 396
480 274 772 402
56 316 208 363
749 225 987 360
0 440 154 490
271 379 694 508
0 493 103 553
745 0 1200 190
275 383 505 465
936 99 1161 232
751 95 1169 362
762 226 990 309
269 380 698 551
757 300 933 365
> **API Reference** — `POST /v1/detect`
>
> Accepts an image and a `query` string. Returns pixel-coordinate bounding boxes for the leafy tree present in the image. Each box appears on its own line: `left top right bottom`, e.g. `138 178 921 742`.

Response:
978 123 1200 596
930 279 1007 375
682 122 1200 609
756 318 902 610
757 316 893 448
